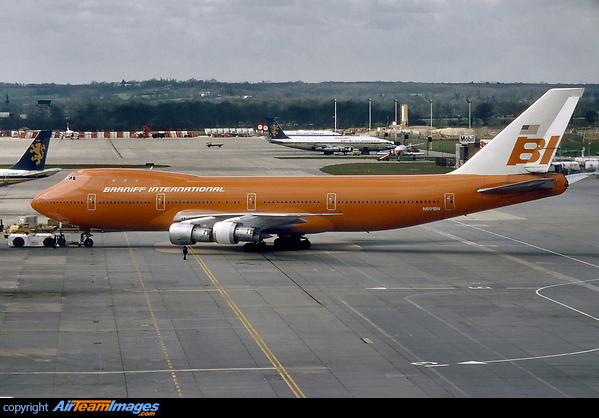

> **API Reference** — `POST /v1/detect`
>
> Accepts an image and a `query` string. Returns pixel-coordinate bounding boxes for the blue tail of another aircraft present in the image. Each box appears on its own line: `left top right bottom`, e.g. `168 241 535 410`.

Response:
10 130 53 170
265 118 289 140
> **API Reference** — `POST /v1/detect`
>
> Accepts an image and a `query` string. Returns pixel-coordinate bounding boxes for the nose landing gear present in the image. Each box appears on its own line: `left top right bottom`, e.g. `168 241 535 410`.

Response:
79 231 94 247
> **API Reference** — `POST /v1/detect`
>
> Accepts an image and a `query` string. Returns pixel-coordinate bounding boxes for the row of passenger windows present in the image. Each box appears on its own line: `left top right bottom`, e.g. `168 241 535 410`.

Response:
38 199 441 205
334 200 440 204
263 200 440 204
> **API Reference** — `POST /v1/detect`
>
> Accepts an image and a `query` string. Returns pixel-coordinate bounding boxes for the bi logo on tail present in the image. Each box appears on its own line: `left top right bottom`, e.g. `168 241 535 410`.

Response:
507 134 560 166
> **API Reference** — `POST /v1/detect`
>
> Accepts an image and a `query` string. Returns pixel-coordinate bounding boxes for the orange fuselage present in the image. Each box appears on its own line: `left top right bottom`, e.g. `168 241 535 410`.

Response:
31 169 568 233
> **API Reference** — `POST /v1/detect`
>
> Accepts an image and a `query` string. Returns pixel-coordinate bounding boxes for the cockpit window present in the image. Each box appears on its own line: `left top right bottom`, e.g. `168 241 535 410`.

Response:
64 176 77 181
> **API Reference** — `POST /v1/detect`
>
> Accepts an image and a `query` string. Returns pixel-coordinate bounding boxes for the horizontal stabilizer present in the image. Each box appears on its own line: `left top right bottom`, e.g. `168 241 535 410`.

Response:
565 172 592 184
477 178 556 195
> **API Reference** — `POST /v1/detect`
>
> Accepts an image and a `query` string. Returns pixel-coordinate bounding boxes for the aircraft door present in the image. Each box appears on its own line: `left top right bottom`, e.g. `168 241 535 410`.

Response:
327 193 336 211
87 194 96 211
444 193 456 211
247 193 257 211
156 193 166 211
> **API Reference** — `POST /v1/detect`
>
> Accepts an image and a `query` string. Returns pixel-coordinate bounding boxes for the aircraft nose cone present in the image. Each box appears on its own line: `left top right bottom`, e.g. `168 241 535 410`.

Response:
30 191 46 213
30 187 57 217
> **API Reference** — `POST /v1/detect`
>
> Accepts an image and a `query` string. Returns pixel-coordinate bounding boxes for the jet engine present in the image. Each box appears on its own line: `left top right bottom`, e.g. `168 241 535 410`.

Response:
169 221 264 246
212 221 262 244
169 223 212 245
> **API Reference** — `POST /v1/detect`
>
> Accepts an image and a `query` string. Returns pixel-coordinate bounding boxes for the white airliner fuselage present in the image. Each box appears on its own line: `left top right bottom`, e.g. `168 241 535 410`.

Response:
266 118 394 154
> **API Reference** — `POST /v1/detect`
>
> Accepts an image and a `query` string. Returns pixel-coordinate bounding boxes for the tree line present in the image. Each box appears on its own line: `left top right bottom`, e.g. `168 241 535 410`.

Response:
1 80 597 132
2 96 595 133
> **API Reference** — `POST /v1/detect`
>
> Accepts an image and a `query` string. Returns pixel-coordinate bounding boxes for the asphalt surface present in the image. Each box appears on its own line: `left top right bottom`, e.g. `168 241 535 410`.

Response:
0 135 598 397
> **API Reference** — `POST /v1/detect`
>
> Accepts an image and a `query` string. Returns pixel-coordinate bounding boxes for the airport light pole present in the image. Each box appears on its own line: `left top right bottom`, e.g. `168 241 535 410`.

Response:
334 99 337 132
368 98 372 133
467 99 472 130
429 99 433 156
394 99 398 143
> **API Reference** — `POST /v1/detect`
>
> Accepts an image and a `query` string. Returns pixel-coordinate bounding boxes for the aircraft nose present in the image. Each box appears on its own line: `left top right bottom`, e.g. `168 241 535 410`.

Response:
30 186 58 217
30 190 47 213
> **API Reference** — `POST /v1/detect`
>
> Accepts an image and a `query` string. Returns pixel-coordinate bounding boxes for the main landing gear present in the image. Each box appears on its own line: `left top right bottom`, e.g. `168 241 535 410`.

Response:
273 234 311 250
243 234 312 252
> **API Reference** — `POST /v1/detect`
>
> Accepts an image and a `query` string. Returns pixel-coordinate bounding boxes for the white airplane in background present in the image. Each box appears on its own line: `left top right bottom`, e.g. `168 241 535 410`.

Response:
377 143 426 161
59 123 80 139
284 129 341 136
1 130 61 187
265 117 394 155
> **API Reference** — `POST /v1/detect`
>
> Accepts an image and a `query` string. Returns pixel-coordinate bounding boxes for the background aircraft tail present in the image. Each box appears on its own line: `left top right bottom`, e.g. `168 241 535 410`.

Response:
451 88 584 175
266 118 290 139
10 130 53 170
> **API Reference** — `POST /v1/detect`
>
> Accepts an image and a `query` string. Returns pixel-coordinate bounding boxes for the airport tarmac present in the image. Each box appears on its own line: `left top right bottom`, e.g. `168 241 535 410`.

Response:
1 135 599 397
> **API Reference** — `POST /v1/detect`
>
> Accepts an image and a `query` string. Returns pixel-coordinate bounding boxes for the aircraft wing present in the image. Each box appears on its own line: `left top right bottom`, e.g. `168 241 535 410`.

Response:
173 210 338 232
0 168 61 187
19 168 62 179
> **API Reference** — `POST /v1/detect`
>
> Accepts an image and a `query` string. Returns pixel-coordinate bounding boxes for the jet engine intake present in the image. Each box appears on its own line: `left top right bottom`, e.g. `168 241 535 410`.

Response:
213 221 262 245
169 223 212 245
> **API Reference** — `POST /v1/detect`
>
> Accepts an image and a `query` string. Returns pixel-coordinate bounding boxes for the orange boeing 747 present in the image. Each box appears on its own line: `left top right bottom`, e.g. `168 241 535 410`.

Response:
31 88 583 251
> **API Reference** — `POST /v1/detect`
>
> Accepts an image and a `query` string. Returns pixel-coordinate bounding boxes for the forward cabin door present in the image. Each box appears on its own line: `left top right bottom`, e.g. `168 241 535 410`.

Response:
87 194 96 211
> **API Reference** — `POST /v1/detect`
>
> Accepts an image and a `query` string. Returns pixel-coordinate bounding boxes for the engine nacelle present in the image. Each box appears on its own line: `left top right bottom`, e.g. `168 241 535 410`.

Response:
213 221 262 245
169 221 264 246
169 223 212 246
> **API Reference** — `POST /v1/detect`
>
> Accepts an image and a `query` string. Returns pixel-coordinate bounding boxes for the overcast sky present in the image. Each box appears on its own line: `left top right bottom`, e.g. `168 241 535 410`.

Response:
2 0 598 85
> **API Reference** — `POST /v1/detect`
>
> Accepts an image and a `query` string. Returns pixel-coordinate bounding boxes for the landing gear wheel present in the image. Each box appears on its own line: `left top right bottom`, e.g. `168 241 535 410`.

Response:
299 238 311 250
80 231 94 248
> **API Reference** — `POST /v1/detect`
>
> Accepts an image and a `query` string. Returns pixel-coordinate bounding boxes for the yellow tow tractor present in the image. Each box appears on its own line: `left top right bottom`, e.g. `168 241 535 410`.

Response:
3 215 86 247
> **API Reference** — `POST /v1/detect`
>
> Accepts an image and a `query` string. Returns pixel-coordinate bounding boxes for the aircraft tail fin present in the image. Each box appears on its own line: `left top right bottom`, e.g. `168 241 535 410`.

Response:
450 88 583 175
265 118 289 139
10 130 53 170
